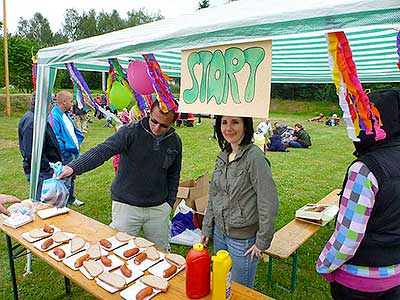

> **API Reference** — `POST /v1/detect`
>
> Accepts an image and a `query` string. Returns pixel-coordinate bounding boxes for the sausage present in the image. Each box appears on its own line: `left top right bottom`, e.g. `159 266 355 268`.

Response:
136 286 153 300
134 252 147 265
74 253 90 268
120 263 132 278
163 264 177 278
53 248 66 259
41 238 54 250
99 239 112 249
123 247 139 258
43 225 54 233
100 255 112 267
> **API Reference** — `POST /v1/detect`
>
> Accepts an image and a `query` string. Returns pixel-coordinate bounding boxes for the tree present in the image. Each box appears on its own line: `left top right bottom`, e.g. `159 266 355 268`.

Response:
0 36 41 92
198 0 210 9
62 8 81 42
97 10 126 34
126 8 163 27
76 9 98 40
16 13 54 46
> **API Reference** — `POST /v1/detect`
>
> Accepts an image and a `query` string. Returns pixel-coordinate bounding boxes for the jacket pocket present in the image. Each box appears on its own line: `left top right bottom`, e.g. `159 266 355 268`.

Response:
227 202 246 226
162 148 177 169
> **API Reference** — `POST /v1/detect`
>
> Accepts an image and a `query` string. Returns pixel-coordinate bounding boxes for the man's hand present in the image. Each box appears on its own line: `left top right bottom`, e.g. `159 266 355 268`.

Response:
55 165 74 179
0 194 21 217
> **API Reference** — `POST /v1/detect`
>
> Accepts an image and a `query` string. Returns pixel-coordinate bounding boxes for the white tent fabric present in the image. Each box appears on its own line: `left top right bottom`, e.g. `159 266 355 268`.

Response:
30 0 400 200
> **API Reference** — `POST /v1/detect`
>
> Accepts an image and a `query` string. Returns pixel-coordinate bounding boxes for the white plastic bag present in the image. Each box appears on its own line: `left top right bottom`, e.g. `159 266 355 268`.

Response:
170 200 201 246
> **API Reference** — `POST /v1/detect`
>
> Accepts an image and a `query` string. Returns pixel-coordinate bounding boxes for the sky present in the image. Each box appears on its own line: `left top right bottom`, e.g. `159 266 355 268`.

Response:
1 0 225 34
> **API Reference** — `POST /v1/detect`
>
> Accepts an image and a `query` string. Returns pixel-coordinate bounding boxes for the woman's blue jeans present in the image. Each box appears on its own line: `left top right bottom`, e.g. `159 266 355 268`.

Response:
63 153 78 204
213 225 259 288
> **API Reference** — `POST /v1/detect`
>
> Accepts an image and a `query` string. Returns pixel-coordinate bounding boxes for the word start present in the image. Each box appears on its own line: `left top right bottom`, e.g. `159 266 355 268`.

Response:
183 47 265 105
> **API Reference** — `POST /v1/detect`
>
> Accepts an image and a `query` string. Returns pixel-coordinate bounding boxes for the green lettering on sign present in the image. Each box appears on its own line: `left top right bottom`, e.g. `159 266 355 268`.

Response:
183 52 200 104
207 50 226 104
244 47 265 103
182 46 266 105
224 47 245 104
198 51 213 103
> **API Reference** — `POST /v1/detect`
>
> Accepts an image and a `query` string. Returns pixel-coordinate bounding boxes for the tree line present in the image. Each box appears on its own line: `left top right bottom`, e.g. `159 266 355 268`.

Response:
0 8 163 93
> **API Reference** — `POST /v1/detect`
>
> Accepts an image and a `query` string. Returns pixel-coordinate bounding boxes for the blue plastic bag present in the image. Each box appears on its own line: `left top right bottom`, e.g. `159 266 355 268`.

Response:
171 200 197 237
40 162 69 208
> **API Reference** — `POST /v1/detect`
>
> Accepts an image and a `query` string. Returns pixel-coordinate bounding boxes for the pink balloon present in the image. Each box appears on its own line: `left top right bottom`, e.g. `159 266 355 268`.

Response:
127 60 154 95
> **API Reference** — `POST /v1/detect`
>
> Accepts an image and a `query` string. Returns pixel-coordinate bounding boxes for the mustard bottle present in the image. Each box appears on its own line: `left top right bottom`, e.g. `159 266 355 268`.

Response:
211 250 232 300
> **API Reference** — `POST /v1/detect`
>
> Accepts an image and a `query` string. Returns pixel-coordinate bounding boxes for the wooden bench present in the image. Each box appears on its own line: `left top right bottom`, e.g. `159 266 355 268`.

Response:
265 189 340 292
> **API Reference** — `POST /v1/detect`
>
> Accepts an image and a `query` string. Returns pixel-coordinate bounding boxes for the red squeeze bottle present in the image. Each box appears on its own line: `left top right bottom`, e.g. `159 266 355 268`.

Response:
186 243 211 298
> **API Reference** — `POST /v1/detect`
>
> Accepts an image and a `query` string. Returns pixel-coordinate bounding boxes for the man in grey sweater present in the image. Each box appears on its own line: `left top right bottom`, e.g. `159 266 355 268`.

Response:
57 101 182 250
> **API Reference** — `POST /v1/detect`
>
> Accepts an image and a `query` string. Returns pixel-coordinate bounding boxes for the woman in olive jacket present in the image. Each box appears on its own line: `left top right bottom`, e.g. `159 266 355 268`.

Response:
201 115 278 288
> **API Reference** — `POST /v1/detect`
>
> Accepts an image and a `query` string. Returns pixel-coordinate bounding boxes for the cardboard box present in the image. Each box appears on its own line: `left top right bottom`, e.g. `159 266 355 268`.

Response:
174 174 209 227
194 195 208 227
174 174 209 210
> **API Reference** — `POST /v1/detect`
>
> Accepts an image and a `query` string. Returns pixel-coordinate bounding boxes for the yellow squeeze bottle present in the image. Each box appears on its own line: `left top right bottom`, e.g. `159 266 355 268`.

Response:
211 250 232 300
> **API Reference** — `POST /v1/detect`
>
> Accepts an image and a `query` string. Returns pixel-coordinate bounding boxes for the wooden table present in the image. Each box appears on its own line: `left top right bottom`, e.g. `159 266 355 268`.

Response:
1 209 274 300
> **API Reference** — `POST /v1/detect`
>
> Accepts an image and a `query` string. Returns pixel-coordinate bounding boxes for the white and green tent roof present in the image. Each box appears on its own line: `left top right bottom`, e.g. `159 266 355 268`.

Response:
30 0 400 199
37 0 400 83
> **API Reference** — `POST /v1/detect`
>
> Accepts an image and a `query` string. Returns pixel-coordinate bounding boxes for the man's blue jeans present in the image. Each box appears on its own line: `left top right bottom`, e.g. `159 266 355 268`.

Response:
26 172 53 202
63 153 78 204
289 140 304 148
213 225 259 288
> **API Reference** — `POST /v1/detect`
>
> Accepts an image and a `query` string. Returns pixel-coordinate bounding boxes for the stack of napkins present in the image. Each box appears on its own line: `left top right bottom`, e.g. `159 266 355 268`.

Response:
3 212 34 228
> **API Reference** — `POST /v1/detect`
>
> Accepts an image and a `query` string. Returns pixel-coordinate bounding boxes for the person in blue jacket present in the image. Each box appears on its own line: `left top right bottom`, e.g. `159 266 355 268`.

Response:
49 91 85 206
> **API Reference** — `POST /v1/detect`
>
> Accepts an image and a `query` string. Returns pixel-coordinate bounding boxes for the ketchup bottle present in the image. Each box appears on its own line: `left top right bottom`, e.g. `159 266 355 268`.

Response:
186 243 211 298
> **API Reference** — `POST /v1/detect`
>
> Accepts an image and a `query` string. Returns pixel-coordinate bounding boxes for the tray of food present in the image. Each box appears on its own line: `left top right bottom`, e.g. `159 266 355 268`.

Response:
147 253 186 280
127 246 165 272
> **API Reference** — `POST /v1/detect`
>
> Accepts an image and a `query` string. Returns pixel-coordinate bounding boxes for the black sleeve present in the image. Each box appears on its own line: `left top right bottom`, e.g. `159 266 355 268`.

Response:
166 134 182 208
68 126 131 175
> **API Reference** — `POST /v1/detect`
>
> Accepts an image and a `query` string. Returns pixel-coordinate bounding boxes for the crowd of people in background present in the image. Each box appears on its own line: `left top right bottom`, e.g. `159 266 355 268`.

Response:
253 118 312 152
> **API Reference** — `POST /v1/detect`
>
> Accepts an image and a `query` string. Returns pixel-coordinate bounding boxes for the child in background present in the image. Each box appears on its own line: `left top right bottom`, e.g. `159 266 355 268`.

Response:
112 124 122 173
120 108 130 124
267 129 288 152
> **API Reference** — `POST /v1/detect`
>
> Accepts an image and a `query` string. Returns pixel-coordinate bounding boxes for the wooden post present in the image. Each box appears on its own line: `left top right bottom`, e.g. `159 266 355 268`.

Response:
3 0 11 116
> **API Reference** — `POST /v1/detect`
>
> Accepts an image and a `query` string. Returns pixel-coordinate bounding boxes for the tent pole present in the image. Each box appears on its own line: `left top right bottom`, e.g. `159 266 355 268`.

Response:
102 72 106 92
3 0 11 116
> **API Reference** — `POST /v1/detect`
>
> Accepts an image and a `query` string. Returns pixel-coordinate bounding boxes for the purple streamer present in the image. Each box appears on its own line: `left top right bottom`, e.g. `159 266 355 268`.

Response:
397 31 400 57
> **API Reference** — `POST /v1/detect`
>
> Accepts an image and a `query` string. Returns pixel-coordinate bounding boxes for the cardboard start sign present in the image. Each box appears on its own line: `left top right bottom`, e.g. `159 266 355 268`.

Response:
179 40 272 118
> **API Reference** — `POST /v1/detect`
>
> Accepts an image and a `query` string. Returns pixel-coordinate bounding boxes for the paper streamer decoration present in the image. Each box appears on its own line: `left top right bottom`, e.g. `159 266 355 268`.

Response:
127 60 154 95
32 56 37 90
397 31 400 70
326 31 386 142
142 54 178 113
65 63 121 124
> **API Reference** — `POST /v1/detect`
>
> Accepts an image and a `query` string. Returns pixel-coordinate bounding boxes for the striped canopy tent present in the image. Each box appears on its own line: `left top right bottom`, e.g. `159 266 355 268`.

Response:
30 0 400 200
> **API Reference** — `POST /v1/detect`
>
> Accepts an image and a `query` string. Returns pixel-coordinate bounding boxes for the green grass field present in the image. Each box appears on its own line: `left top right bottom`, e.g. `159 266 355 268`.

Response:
0 102 354 300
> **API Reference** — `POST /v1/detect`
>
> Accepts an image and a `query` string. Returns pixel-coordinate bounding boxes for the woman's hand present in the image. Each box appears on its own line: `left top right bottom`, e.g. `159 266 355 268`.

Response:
244 244 263 262
55 165 74 179
200 235 210 246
